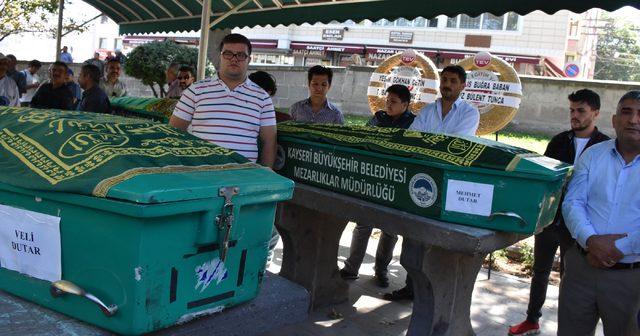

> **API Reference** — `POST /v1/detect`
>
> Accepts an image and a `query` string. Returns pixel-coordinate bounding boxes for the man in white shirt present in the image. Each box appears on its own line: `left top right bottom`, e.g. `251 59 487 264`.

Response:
20 60 42 106
100 58 127 98
0 54 20 107
560 90 640 335
169 33 276 167
409 65 479 136
384 67 480 302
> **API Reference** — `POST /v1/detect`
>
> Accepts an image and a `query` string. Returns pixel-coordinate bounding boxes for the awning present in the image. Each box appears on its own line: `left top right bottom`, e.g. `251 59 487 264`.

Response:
82 1 640 35
291 42 365 54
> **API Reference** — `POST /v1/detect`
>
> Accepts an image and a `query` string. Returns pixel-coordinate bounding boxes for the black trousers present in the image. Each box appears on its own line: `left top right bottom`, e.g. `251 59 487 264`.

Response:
526 223 574 323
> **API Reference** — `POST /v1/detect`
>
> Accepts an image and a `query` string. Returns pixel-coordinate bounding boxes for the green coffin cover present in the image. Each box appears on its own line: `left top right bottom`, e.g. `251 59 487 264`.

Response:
110 96 177 123
276 122 571 234
0 106 256 201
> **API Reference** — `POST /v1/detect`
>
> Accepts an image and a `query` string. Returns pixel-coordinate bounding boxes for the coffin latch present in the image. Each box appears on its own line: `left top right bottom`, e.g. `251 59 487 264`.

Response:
216 186 239 262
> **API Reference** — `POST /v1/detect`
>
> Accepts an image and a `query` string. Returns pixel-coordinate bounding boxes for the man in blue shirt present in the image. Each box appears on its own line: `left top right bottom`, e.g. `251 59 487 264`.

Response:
289 65 344 125
409 65 479 136
560 90 640 335
59 46 73 64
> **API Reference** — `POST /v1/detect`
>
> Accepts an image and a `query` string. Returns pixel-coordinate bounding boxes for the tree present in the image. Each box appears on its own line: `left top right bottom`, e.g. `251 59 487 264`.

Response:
0 0 90 42
124 40 200 98
594 15 640 82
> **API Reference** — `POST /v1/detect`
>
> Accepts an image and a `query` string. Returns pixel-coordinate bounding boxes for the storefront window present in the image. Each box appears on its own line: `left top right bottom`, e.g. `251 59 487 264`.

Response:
413 17 426 27
250 53 294 66
447 17 458 28
506 13 519 31
482 13 504 30
446 12 520 31
396 18 410 27
459 15 481 29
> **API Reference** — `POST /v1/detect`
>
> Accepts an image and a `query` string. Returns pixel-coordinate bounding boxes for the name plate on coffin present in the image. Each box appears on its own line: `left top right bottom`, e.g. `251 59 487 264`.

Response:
0 204 61 282
280 142 444 217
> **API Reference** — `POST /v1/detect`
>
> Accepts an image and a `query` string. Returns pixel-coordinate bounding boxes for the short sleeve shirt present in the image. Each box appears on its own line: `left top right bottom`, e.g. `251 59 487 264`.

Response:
172 76 276 162
289 98 344 125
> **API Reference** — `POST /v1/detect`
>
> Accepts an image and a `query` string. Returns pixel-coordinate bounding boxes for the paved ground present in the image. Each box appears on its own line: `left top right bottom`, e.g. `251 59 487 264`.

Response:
265 222 604 336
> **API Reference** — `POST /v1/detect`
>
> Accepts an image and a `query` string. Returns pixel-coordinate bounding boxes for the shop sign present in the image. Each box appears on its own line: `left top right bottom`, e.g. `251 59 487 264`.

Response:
322 29 344 41
389 31 414 44
293 49 325 57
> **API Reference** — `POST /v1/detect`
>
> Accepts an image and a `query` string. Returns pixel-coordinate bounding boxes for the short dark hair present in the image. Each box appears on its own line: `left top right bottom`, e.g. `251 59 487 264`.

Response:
168 62 180 74
617 90 640 106
6 54 16 61
307 65 333 85
441 65 467 82
249 71 277 96
219 33 252 55
568 89 600 110
386 84 411 103
81 64 101 84
178 65 195 77
28 60 42 68
105 56 121 65
51 61 68 70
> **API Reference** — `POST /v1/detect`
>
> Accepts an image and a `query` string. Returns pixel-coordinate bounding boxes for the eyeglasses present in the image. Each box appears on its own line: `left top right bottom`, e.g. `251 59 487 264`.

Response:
221 50 249 61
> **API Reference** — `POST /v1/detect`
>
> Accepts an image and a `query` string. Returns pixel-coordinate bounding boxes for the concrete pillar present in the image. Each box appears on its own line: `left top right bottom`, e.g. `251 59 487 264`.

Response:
207 28 232 72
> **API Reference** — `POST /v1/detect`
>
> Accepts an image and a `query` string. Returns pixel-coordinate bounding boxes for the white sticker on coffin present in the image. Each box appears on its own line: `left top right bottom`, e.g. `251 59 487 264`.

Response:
445 180 494 216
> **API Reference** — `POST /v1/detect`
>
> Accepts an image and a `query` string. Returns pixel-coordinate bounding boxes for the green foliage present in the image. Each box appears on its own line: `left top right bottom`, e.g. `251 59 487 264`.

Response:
0 0 89 41
518 242 535 273
124 40 199 97
594 14 640 82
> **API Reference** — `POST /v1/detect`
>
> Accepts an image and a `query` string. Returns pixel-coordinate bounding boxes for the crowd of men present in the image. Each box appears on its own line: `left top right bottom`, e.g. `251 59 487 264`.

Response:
0 49 196 115
169 33 639 336
0 32 637 335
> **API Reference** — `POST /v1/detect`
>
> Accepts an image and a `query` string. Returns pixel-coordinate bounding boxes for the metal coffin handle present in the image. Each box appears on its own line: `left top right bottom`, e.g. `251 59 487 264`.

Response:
50 280 118 317
488 211 527 228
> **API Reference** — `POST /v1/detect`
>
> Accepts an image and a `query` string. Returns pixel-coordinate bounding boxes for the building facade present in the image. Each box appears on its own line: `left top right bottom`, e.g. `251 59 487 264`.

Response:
235 10 601 78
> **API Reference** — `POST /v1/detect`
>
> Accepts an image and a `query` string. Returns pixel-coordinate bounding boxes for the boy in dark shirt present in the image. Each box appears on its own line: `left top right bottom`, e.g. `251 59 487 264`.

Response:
341 84 415 289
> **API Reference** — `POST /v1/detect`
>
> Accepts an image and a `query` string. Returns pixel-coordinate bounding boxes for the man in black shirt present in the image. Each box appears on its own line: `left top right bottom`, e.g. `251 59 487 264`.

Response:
77 64 111 114
30 61 74 110
508 89 610 336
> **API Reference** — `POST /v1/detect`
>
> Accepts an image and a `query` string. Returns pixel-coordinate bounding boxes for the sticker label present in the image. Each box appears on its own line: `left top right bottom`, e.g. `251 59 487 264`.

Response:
0 204 61 282
195 257 228 293
409 173 438 208
445 180 494 216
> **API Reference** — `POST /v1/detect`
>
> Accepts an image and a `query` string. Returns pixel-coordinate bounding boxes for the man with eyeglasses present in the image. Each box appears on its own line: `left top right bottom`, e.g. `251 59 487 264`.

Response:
169 33 276 167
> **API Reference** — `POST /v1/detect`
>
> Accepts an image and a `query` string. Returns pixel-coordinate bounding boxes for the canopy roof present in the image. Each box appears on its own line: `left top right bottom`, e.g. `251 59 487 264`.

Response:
83 0 640 34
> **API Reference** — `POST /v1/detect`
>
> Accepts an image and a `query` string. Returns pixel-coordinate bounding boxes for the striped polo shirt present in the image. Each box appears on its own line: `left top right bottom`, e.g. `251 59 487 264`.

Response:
172 76 276 162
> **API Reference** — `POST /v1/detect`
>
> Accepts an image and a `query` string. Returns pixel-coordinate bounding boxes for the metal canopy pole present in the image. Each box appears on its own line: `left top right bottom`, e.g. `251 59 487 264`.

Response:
55 0 64 61
197 0 212 80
